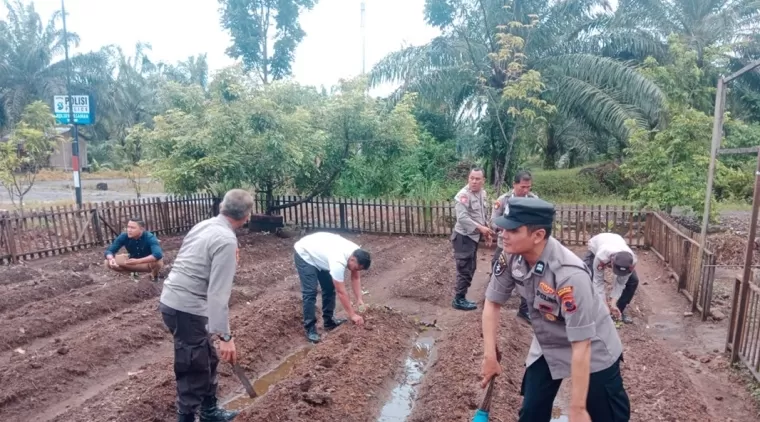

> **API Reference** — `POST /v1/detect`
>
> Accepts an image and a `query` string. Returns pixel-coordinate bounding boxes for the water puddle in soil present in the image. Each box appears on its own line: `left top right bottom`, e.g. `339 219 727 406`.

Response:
377 335 435 422
223 346 312 411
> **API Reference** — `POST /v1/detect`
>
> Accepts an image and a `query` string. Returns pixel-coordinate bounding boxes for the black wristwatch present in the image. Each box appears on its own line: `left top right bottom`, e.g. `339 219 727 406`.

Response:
218 333 232 342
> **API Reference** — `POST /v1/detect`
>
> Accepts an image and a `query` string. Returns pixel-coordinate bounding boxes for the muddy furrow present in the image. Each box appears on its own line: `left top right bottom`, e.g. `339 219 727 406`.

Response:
237 306 416 422
408 308 532 422
51 292 307 422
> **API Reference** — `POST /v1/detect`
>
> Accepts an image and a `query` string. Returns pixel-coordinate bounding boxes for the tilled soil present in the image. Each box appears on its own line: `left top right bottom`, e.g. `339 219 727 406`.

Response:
0 232 756 422
51 292 306 422
238 307 416 422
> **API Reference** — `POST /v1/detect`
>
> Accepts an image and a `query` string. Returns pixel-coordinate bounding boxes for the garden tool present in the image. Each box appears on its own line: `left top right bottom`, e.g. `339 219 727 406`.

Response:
232 363 257 398
472 346 503 422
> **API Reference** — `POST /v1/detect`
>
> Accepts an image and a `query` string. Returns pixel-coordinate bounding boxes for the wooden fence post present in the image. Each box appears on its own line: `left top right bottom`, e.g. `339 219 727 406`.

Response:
91 204 104 245
678 240 690 291
5 216 19 264
339 202 347 230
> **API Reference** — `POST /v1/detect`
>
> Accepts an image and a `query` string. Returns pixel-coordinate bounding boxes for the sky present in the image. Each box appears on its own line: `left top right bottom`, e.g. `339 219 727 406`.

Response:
3 0 441 92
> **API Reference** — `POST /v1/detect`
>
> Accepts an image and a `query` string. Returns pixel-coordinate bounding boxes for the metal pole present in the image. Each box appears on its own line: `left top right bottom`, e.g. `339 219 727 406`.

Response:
731 149 760 363
695 77 725 312
61 0 82 207
360 0 366 75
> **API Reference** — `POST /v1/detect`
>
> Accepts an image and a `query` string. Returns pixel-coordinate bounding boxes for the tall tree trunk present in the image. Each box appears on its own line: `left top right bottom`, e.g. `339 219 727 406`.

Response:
544 128 559 169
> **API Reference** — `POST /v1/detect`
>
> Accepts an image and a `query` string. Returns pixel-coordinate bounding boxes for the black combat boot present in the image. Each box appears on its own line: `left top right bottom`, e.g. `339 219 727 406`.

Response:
177 412 195 422
452 296 477 311
199 396 239 422
620 310 634 324
305 325 320 343
324 317 347 331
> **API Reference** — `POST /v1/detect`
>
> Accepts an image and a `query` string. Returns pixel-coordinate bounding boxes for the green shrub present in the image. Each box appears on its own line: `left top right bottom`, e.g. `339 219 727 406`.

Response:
531 166 620 202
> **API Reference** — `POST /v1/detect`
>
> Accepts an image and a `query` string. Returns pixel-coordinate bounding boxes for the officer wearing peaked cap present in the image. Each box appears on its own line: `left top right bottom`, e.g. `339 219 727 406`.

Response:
481 197 630 422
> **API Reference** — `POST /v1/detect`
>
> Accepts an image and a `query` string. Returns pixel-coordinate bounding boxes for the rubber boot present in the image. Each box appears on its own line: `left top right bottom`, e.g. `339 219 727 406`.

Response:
324 317 347 331
199 396 239 422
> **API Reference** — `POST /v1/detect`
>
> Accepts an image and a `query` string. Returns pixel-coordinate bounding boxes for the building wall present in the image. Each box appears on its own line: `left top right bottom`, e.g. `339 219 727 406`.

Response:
49 135 88 170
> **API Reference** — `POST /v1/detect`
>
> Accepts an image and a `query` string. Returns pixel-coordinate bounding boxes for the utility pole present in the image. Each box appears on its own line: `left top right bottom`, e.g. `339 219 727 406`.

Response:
61 0 82 207
360 0 366 75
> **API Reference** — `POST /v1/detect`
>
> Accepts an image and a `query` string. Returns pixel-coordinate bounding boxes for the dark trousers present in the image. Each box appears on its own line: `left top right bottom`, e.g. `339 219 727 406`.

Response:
518 355 630 421
452 233 479 297
492 246 530 315
583 251 640 313
160 302 219 416
294 252 336 331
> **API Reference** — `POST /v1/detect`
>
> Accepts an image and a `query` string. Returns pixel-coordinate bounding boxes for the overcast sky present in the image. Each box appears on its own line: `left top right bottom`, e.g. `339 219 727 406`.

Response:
4 0 440 91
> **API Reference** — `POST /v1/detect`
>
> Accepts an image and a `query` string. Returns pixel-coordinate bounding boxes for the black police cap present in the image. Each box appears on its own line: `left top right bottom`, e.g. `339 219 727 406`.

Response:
492 197 555 230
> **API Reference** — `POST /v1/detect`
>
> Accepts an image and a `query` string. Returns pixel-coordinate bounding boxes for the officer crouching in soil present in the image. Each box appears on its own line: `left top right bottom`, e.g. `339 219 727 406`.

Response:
159 189 254 422
481 197 630 422
585 232 639 324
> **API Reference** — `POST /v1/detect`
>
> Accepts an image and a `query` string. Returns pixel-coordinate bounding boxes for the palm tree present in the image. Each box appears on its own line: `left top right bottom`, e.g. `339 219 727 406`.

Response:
0 0 108 131
370 0 665 187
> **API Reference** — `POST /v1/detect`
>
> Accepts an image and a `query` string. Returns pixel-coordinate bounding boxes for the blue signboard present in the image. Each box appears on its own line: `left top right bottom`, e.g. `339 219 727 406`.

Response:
54 95 95 125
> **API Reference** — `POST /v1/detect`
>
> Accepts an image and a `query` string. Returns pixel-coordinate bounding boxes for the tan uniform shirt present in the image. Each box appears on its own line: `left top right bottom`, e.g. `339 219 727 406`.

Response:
490 190 538 248
453 186 488 243
485 237 623 380
588 233 637 301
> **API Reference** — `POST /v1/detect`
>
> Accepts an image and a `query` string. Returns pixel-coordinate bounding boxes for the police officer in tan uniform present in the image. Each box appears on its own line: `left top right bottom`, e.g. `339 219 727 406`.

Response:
451 168 494 311
481 197 630 422
491 170 537 322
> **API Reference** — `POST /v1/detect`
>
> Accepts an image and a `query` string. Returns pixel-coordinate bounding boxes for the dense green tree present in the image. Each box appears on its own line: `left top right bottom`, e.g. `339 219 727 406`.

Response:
218 0 318 84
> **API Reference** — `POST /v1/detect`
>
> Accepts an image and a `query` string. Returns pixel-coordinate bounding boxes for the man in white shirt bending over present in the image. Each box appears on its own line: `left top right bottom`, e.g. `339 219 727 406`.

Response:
584 232 639 324
293 232 372 343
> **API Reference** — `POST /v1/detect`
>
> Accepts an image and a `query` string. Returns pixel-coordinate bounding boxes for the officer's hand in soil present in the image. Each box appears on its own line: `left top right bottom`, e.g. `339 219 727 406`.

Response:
480 355 502 388
219 338 237 364
569 406 591 422
108 258 118 268
351 314 364 325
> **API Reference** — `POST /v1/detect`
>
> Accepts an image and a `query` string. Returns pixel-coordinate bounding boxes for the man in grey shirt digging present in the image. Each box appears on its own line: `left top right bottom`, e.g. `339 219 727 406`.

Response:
159 189 253 422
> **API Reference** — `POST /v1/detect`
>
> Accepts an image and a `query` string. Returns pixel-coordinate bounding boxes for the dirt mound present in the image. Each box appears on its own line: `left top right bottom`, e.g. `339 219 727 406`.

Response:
0 271 94 314
618 326 711 421
409 309 533 422
390 241 457 305
709 232 759 266
238 306 416 422
0 280 163 352
0 266 42 285
52 292 306 422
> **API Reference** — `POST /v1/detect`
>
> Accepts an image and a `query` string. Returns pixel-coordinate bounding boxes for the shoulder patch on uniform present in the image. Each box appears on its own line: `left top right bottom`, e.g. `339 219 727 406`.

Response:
534 261 545 275
538 281 555 295
494 253 507 276
544 313 557 321
557 286 573 298
562 295 577 314
457 193 468 204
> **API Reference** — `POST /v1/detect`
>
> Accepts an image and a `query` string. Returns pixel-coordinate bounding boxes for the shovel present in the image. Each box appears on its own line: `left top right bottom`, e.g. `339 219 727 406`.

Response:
232 363 257 398
472 346 502 422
